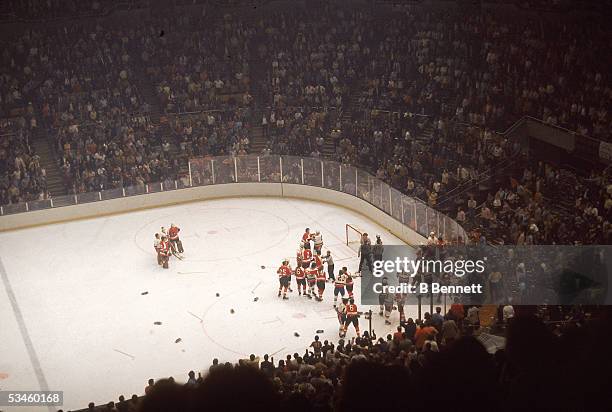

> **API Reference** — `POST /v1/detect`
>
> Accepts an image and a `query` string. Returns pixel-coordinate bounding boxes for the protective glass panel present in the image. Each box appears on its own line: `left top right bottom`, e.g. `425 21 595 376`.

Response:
235 156 259 183
147 182 163 193
77 191 100 204
101 188 124 200
340 164 357 196
164 179 178 191
303 158 323 187
189 158 213 186
125 184 146 196
177 174 192 189
280 156 302 184
2 203 28 214
213 156 236 184
414 201 428 237
402 197 417 231
427 207 440 237
357 169 372 202
379 181 391 214
52 194 77 207
323 160 340 191
259 155 281 183
27 199 52 211
390 188 403 222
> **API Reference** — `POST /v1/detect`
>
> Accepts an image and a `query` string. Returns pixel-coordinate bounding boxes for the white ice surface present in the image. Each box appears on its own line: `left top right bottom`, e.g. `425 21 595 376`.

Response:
0 197 418 411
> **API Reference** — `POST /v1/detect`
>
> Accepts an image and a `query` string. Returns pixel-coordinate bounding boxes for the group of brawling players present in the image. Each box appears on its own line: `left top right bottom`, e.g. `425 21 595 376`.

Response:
276 228 360 338
153 224 184 268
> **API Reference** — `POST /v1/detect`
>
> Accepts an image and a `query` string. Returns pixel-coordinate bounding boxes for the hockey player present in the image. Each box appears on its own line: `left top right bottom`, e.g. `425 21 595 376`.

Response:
337 298 349 337
295 265 306 296
276 259 291 300
305 262 318 299
383 290 395 325
277 260 292 299
357 233 373 275
301 228 312 246
396 293 406 325
398 270 411 287
343 298 360 337
301 243 313 269
323 250 335 281
372 235 384 263
313 252 323 273
168 224 184 255
344 267 354 299
333 271 346 307
159 236 171 269
378 277 390 316
154 233 162 266
313 231 323 256
315 263 326 301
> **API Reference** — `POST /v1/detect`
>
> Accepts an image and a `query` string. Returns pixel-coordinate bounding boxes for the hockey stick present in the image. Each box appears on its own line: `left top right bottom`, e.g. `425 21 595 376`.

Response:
251 280 262 293
172 251 184 260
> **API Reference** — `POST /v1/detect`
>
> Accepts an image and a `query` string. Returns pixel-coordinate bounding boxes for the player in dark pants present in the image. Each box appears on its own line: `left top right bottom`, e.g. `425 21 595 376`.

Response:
343 298 360 337
372 235 384 263
378 277 389 315
358 233 373 274
324 251 335 282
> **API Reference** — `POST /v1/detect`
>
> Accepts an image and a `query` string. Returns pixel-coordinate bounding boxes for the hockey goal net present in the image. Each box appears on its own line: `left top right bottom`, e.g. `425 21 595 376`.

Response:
346 224 364 254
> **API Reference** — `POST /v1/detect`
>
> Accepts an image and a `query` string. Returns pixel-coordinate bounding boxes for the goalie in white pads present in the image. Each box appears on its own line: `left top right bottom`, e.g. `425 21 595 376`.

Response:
313 230 323 256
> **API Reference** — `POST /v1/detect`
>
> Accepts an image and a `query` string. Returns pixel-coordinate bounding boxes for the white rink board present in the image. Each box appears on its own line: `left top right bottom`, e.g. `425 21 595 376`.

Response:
0 197 418 411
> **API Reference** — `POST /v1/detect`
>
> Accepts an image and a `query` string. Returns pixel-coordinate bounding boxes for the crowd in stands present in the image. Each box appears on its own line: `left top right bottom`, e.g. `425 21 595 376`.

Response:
59 306 611 412
145 13 253 113
0 117 48 205
0 3 610 246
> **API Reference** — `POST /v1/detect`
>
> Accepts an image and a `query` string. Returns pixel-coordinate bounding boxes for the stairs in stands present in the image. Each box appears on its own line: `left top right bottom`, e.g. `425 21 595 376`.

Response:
31 129 65 197
250 126 266 153
248 30 270 155
132 64 162 126
439 87 456 117
321 87 362 158
414 121 434 146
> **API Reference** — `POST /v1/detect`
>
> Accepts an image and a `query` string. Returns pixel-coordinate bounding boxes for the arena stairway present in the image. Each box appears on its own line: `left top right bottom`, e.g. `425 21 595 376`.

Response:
247 29 271 155
321 88 362 158
250 126 267 153
31 128 66 197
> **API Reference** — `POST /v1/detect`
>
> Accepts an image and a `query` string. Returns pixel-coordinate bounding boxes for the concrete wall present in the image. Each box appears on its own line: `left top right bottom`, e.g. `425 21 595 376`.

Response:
0 183 426 246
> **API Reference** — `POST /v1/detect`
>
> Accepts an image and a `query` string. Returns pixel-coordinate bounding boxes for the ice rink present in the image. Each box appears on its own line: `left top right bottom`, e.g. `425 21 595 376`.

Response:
0 197 417 411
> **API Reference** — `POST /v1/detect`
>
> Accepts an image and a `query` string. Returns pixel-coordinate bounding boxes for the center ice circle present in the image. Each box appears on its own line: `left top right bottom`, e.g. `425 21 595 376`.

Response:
135 207 291 261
